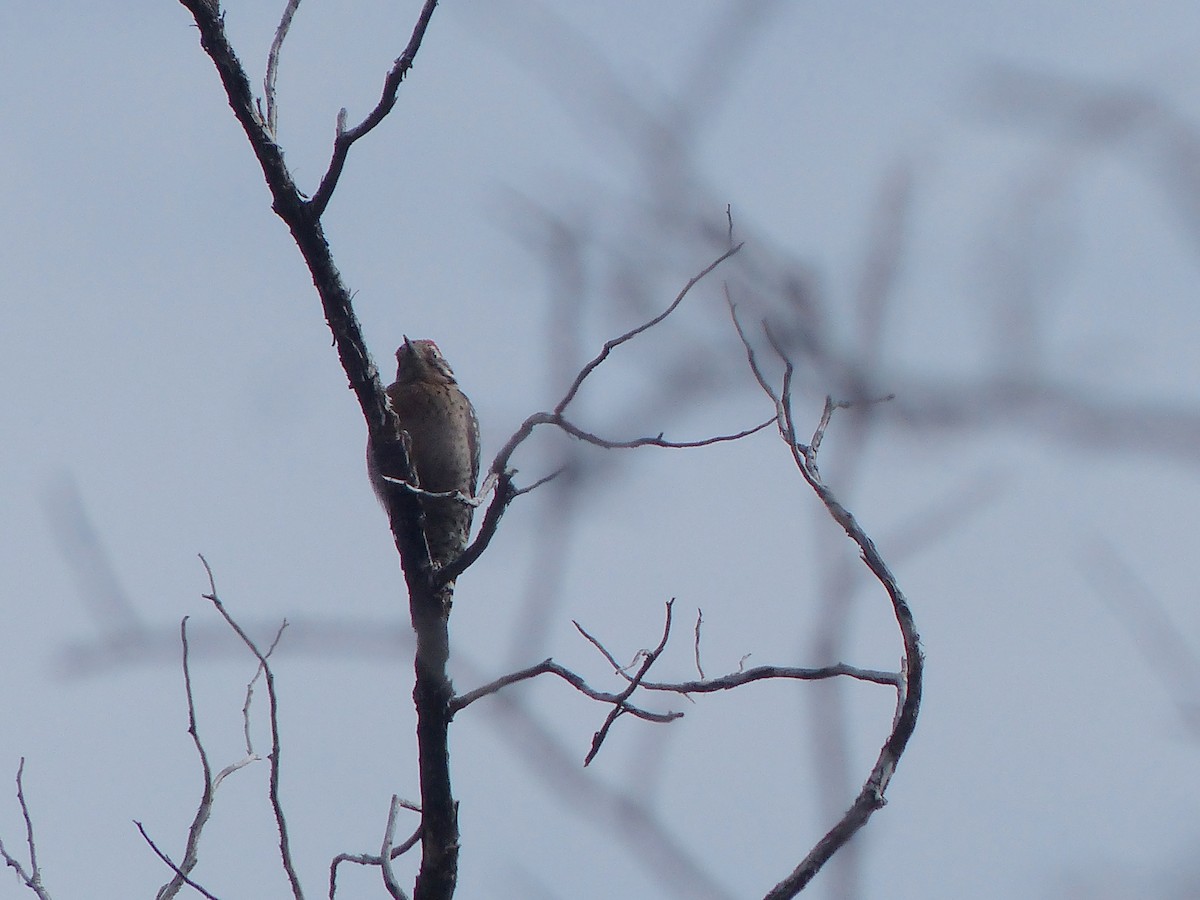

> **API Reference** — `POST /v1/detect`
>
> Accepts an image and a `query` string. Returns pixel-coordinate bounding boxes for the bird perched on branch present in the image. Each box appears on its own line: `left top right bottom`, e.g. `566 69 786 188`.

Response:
370 338 480 575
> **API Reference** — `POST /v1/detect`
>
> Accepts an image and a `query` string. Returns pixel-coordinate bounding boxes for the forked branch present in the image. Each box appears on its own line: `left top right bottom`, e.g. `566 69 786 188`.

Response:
199 556 302 900
444 243 750 586
309 0 440 217
330 796 422 900
583 600 676 766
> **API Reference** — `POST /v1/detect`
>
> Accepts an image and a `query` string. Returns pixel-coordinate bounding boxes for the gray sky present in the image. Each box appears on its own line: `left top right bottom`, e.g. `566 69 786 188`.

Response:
3 2 1200 898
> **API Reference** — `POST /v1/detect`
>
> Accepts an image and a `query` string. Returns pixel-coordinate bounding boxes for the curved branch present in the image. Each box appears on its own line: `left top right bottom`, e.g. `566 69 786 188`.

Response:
727 301 924 899
379 795 412 900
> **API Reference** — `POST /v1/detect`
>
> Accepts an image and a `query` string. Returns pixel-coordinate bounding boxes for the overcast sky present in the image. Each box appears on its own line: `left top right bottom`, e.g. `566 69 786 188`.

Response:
4 2 1200 899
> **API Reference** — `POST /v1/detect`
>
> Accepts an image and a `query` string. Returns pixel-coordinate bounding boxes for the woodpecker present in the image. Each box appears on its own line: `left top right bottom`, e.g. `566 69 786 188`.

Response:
370 338 480 576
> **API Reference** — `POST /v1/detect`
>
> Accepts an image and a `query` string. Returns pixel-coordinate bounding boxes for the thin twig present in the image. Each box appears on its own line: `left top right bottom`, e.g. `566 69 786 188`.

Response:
512 468 565 497
154 618 216 900
198 555 304 900
0 759 52 900
262 0 302 137
573 619 625 672
433 472 518 586
584 600 676 766
458 403 767 586
492 407 771 504
554 244 743 415
692 609 705 680
726 288 787 431
241 623 289 755
242 661 261 756
555 413 774 450
136 821 221 900
15 761 40 896
378 477 483 508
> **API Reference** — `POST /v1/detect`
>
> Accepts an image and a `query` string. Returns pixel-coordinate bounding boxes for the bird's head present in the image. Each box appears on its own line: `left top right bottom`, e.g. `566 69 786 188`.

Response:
394 336 458 384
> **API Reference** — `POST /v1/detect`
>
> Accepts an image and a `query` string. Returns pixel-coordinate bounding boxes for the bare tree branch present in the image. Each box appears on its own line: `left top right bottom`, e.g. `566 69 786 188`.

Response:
155 618 220 900
725 304 924 900
572 618 629 673
175 5 461 893
520 243 743 455
584 600 676 766
440 244 753 590
199 556 303 900
136 820 222 900
380 795 412 900
329 798 421 900
0 759 53 900
551 413 775 450
441 242 751 590
511 468 564 497
449 659 681 722
262 0 302 137
637 663 899 693
308 0 440 217
554 242 743 414
577 610 899 693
